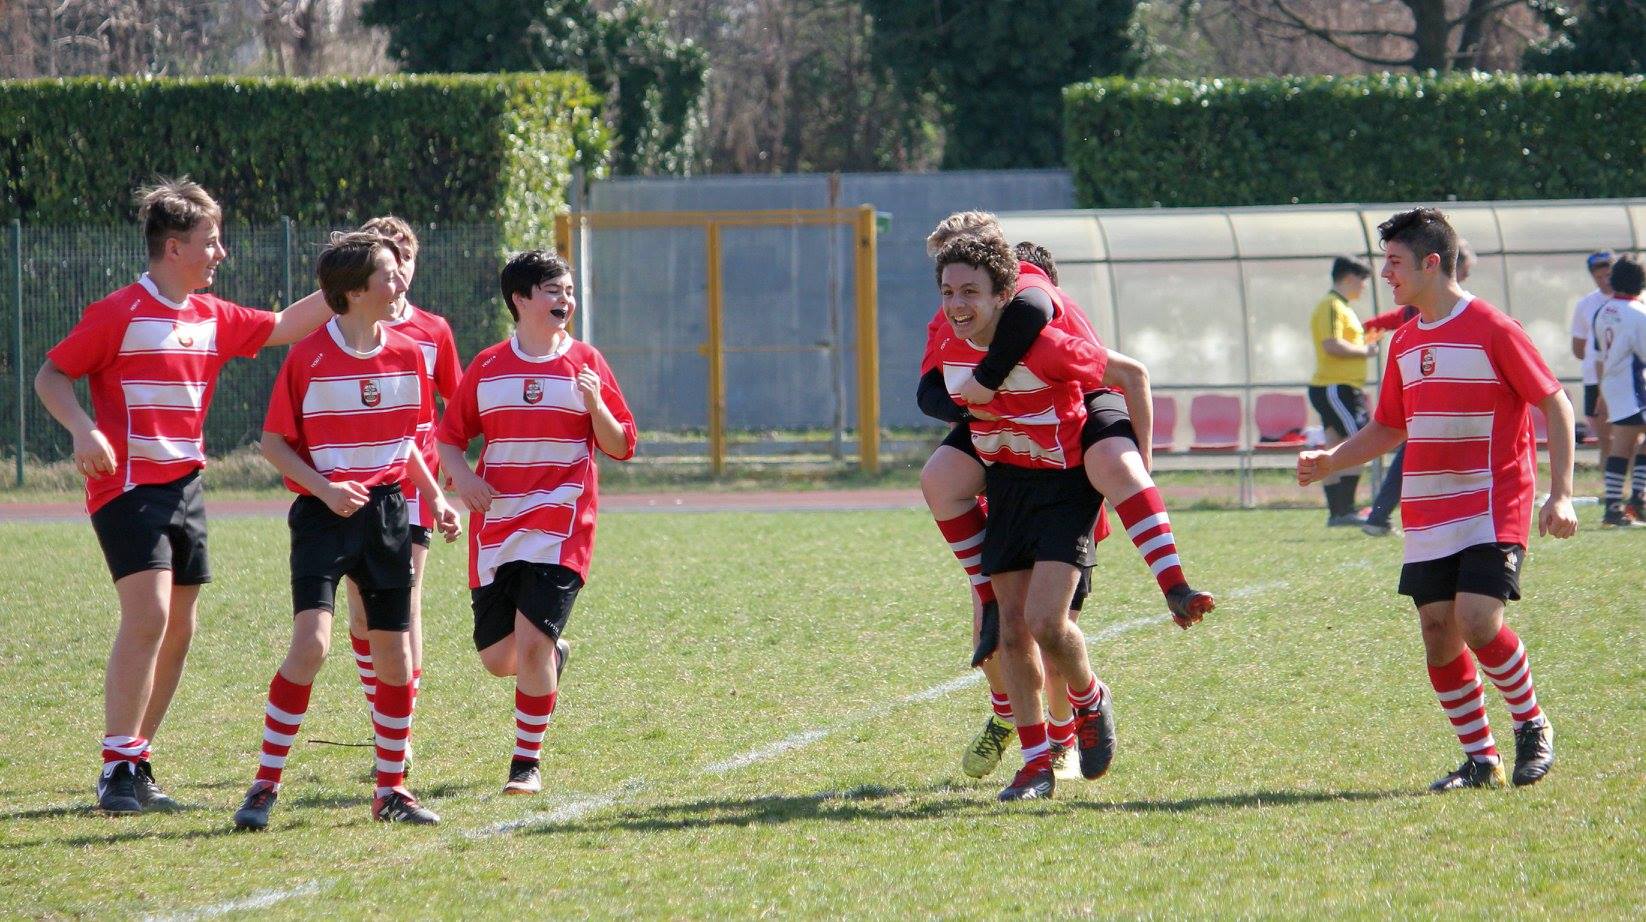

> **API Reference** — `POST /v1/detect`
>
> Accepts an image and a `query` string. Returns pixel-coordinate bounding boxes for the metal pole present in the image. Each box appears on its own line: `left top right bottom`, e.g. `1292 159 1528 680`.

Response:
854 205 880 475
572 168 592 346
282 216 293 310
13 219 23 487
826 174 846 460
704 223 726 476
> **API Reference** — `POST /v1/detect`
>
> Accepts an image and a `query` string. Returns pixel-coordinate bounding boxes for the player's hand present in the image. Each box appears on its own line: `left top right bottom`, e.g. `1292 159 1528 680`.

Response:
1538 494 1578 539
454 470 495 514
575 366 604 412
1296 449 1333 486
433 497 463 543
71 427 117 479
1364 328 1384 345
958 377 996 406
323 481 370 517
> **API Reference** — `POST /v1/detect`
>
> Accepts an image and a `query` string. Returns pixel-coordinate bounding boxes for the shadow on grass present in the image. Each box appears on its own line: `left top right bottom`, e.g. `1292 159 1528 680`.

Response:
7 821 247 849
528 783 1419 836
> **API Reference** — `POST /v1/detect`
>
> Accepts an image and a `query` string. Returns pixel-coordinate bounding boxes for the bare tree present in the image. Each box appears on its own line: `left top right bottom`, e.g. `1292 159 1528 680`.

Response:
1226 0 1547 71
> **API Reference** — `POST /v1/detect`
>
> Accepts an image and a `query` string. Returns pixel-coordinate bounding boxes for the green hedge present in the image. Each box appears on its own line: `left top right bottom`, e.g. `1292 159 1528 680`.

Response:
1064 73 1646 208
0 73 607 247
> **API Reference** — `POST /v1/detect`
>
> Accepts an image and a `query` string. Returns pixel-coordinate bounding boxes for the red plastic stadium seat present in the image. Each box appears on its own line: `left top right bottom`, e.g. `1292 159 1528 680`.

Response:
1531 406 1549 446
1152 394 1178 452
1190 394 1242 451
1254 393 1308 451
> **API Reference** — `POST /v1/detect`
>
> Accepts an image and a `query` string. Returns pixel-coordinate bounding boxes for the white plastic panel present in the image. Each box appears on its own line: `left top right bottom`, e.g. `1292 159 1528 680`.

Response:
1099 212 1236 261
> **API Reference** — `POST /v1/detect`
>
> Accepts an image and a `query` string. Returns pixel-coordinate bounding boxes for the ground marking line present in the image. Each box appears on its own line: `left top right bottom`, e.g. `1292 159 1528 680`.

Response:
142 571 1313 912
143 880 328 922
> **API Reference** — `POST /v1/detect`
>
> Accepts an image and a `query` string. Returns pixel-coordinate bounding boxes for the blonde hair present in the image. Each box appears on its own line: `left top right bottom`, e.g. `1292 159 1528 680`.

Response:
925 211 1005 258
135 178 222 259
360 215 419 260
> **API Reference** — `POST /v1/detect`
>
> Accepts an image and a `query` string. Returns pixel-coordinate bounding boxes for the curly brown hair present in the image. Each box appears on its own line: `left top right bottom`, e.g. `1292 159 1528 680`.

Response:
935 234 1017 295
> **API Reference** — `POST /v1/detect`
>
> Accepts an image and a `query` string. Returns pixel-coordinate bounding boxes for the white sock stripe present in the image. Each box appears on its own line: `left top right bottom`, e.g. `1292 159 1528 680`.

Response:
374 736 408 752
1462 736 1498 754
957 552 982 569
1125 512 1169 539
947 532 985 553
515 729 546 745
1435 679 1481 703
1021 741 1050 762
968 573 990 586
261 729 297 748
375 757 406 773
1479 644 1526 677
371 712 413 730
1485 656 1529 689
1498 674 1535 701
1507 695 1540 717
101 736 147 756
1147 553 1182 576
258 753 288 769
1442 696 1486 719
512 746 541 759
266 703 306 725
355 666 377 679
1137 532 1176 556
1453 715 1489 737
513 709 552 727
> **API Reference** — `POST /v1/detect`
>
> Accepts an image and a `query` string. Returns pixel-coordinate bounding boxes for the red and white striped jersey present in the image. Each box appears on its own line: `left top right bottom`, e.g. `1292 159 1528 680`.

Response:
384 303 462 528
263 319 433 495
437 335 637 587
1373 295 1562 563
45 274 277 513
933 325 1107 470
920 261 1102 376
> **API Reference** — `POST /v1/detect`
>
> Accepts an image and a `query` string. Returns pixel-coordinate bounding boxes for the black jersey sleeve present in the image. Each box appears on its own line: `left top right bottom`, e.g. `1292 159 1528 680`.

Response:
972 286 1055 390
917 368 966 423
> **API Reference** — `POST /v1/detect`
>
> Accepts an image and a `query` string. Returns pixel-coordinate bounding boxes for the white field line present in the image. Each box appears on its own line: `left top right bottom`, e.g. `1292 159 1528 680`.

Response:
144 574 1304 913
143 880 327 922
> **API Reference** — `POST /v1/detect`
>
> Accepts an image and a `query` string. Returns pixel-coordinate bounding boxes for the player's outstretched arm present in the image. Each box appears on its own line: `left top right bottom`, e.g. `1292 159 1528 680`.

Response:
260 431 368 516
960 287 1055 405
34 359 116 478
1537 389 1579 539
1298 419 1405 486
405 450 461 542
266 290 334 347
436 439 494 514
1103 349 1153 470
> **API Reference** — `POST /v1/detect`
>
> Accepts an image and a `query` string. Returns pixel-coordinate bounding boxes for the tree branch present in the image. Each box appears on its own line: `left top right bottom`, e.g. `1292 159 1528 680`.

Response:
1448 0 1527 28
1234 0 1418 67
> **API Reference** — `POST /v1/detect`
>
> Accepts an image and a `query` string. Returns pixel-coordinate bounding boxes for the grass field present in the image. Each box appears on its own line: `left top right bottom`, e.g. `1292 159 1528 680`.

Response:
2 505 1643 918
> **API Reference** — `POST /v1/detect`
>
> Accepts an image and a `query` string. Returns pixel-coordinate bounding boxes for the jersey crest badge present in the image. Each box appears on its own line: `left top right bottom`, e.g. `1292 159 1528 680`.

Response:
360 379 381 407
1420 348 1437 377
523 378 544 405
175 330 194 348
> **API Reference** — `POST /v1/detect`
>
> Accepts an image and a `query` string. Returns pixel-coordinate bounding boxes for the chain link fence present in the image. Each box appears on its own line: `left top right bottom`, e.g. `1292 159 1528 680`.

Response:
1 221 510 483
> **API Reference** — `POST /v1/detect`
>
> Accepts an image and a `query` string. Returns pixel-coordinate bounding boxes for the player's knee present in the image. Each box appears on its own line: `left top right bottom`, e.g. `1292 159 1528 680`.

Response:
478 642 516 677
919 457 963 508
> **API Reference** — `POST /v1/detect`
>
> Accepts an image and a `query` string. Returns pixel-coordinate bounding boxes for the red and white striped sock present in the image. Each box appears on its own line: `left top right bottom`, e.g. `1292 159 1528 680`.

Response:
935 503 996 606
410 666 423 711
349 633 376 713
1066 675 1105 711
1114 489 1188 595
1018 721 1051 768
513 688 557 763
1471 625 1544 730
1048 714 1077 751
373 681 413 797
139 740 152 763
1428 652 1498 762
989 690 1013 722
101 735 147 774
254 672 312 789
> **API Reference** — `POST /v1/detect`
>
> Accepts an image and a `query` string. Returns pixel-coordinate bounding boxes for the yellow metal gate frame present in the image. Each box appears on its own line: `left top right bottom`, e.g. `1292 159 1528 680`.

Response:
553 206 880 476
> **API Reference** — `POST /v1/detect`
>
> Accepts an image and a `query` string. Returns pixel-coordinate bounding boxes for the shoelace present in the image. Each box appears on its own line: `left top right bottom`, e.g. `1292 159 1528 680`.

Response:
975 721 1012 757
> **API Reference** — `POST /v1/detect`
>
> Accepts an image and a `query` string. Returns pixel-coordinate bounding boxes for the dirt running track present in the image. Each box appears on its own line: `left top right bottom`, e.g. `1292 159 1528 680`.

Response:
0 488 927 523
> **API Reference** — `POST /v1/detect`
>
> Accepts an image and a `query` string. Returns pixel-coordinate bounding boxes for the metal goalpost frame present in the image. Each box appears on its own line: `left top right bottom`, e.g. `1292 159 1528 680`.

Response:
553 206 881 476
